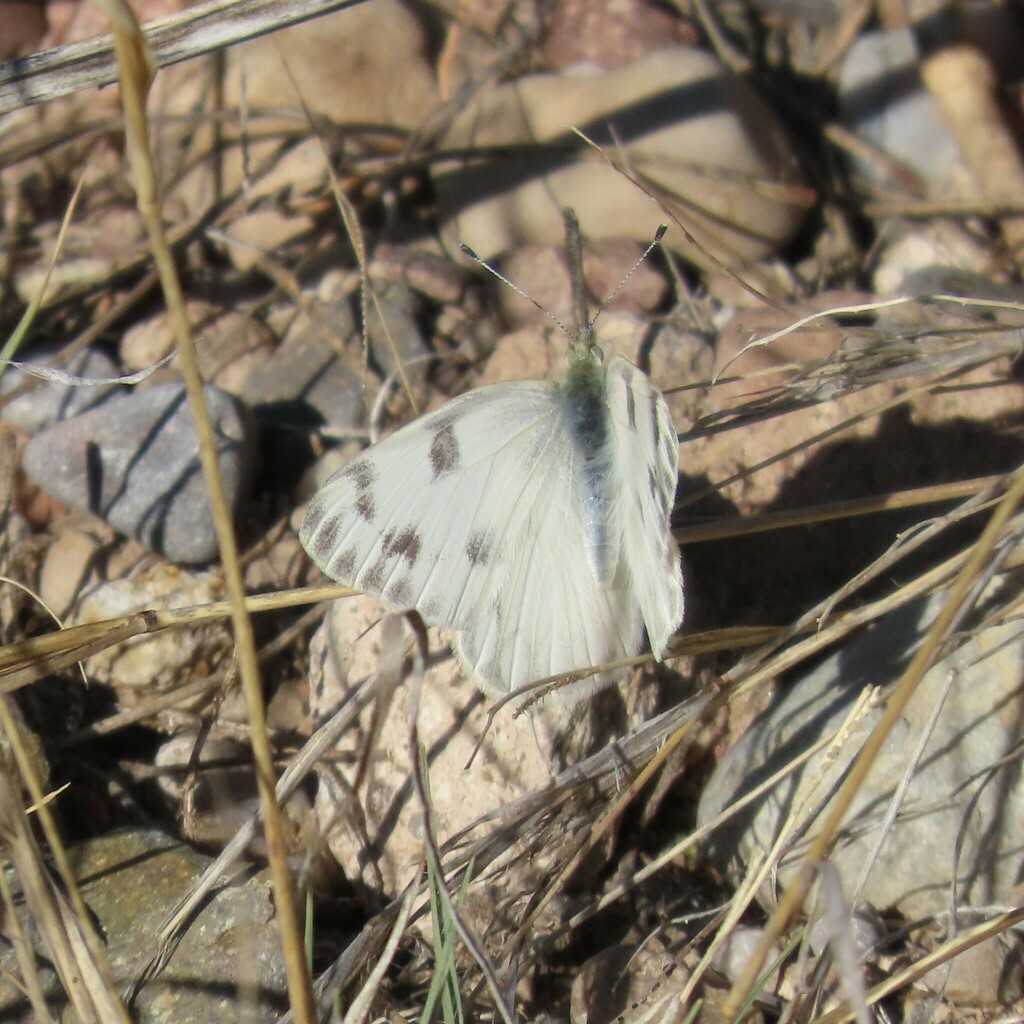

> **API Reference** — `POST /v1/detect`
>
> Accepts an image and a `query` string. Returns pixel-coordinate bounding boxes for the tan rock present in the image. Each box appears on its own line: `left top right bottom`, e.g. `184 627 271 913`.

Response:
70 562 228 697
435 48 809 272
157 2 440 221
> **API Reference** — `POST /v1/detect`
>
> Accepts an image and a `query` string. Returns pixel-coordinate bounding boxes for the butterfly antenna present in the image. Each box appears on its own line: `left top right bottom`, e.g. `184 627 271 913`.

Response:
597 222 669 314
460 242 573 338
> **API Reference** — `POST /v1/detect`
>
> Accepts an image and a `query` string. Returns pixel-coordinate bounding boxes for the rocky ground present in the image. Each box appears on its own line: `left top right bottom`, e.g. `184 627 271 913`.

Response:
1 1 1024 1021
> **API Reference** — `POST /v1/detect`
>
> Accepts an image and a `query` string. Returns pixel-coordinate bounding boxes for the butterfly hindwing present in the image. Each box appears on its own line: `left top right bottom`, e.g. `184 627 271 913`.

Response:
604 355 683 658
453 417 643 694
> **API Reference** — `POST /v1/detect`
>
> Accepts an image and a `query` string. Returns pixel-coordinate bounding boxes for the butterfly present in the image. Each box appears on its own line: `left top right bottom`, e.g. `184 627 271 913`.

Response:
300 211 684 699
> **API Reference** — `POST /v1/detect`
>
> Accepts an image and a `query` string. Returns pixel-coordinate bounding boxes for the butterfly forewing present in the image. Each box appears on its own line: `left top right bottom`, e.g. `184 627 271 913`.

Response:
301 382 560 629
300 362 676 697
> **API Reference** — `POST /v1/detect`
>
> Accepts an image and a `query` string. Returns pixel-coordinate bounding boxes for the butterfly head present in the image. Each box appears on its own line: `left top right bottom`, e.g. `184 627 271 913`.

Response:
568 324 603 369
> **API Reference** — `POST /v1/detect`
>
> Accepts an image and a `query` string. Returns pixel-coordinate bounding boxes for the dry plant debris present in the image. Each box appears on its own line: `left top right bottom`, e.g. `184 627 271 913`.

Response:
1 0 1024 1022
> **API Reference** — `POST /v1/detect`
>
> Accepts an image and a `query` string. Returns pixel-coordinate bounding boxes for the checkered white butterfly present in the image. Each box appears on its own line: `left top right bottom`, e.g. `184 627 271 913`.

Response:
300 210 683 699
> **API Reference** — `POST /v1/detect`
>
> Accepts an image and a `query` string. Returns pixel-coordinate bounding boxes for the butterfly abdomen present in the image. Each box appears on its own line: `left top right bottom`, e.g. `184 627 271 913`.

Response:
561 356 618 584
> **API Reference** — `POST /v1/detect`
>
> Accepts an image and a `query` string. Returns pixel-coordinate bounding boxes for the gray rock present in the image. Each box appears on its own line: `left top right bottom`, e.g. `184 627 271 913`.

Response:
22 383 256 564
0 829 286 1023
243 299 364 436
697 580 1024 922
366 278 429 376
919 933 1024 1005
838 27 961 185
0 346 119 434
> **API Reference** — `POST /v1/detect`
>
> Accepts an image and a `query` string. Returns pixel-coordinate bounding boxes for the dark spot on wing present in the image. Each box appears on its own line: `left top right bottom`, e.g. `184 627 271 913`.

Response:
311 513 342 556
355 492 376 522
662 427 677 473
649 467 669 516
386 577 413 605
466 530 492 566
343 459 377 489
330 548 357 581
429 417 460 478
382 527 421 566
339 456 378 522
649 392 663 452
363 556 384 592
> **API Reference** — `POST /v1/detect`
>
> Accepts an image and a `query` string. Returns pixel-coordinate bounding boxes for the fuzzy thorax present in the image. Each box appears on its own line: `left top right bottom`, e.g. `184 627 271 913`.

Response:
561 348 616 584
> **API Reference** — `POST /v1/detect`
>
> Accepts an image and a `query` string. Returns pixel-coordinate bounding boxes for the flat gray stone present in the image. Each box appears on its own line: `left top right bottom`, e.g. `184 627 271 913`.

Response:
0 346 119 434
0 829 286 1023
366 278 429 376
697 580 1024 921
22 383 256 564
243 299 364 435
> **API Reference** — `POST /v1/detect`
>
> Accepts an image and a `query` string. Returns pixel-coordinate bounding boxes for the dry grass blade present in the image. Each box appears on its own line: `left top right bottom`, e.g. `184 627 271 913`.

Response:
2 3 1021 1017
0 0 367 115
0 614 154 694
132 654 381 1002
683 368 974 509
723 462 1024 1015
0 706 130 1023
95 0 315 1018
678 686 881 1011
0 173 85 377
555 714 833 941
816 862 872 1024
407 622 515 1024
811 906 1024 1024
678 474 1002 545
341 887 416 1024
0 583 349 695
0 866 54 1024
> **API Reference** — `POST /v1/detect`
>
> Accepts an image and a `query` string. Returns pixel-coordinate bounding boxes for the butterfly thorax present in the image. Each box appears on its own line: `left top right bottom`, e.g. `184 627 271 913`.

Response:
561 347 615 584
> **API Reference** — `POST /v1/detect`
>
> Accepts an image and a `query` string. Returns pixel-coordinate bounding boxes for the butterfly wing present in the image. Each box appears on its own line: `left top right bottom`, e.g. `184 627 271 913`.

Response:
451 418 643 694
301 378 646 696
603 356 684 658
301 381 556 620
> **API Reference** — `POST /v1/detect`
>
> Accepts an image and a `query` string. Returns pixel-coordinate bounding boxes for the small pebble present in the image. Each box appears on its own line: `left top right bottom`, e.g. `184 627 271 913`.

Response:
838 27 962 187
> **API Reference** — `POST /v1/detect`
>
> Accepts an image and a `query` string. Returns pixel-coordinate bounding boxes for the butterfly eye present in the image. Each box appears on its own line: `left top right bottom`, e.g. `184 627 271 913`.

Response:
567 337 602 367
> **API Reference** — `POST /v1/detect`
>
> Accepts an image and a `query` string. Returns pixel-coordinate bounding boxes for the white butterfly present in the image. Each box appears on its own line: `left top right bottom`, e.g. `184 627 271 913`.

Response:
300 216 683 699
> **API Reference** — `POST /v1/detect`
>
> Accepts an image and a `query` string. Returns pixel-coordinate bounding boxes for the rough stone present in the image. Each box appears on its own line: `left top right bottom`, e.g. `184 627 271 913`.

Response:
243 294 364 436
22 383 257 564
70 562 228 696
435 48 808 272
0 829 286 1023
0 346 119 435
697 579 1024 921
